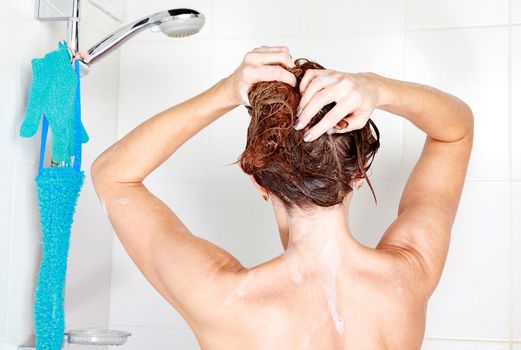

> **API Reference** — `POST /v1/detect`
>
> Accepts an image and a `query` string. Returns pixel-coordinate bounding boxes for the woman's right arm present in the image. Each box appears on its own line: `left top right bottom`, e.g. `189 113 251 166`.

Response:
369 73 474 295
295 69 473 295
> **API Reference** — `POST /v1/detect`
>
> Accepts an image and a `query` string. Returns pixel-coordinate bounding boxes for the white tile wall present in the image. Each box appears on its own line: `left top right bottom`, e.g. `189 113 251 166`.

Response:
0 5 21 158
514 0 521 23
404 27 509 180
0 157 14 340
406 0 509 28
514 183 521 340
307 0 404 34
117 40 211 182
422 339 509 350
513 26 521 180
424 182 510 339
213 0 306 38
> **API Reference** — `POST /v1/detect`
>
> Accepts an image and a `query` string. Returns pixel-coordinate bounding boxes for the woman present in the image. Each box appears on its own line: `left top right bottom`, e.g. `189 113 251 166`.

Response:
91 45 473 349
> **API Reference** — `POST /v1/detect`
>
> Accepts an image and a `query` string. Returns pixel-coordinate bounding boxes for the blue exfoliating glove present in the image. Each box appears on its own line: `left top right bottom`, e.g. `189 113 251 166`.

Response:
20 40 88 164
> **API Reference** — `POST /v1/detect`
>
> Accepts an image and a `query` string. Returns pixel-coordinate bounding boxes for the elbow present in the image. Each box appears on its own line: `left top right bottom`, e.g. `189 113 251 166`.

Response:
90 153 114 196
460 100 474 137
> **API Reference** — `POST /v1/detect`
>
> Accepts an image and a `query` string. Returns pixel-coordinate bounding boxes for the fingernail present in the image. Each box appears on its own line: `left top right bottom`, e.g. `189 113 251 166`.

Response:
327 128 337 135
303 132 314 142
293 121 303 130
296 107 302 118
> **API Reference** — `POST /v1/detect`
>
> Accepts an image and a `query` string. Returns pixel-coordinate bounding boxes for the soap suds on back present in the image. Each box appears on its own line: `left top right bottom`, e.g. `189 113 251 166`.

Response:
320 233 344 335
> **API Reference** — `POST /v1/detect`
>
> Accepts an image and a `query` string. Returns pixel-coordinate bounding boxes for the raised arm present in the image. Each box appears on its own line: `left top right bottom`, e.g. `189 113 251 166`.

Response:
294 69 473 296
90 45 297 325
371 72 474 294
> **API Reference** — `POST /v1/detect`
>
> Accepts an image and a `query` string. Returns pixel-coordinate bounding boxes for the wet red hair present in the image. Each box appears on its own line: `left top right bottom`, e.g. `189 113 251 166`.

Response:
235 58 380 212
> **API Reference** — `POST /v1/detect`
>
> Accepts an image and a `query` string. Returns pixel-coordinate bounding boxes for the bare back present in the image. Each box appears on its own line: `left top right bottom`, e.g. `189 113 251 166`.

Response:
189 240 429 350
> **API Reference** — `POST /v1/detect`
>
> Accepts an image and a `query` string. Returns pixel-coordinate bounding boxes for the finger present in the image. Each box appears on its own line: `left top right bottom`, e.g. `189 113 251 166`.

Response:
334 112 370 133
245 51 294 70
293 86 336 130
298 73 335 114
302 97 359 142
252 45 290 53
252 64 297 86
299 69 327 94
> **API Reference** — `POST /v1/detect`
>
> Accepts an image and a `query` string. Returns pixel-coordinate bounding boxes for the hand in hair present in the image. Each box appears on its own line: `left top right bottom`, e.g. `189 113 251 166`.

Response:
223 45 297 107
295 70 380 142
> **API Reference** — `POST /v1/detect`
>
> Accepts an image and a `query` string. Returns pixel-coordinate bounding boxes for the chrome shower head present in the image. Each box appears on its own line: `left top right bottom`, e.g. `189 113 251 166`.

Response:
78 8 205 74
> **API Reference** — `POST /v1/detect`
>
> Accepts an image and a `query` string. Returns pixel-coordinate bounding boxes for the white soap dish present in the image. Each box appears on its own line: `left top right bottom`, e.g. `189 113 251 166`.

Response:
65 329 132 346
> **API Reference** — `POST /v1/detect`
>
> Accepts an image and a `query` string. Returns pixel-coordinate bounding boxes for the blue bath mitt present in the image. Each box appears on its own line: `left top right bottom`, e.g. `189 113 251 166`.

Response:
20 40 89 164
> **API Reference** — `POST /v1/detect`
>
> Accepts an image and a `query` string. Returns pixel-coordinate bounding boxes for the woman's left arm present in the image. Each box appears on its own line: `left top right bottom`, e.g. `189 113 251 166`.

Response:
90 45 296 326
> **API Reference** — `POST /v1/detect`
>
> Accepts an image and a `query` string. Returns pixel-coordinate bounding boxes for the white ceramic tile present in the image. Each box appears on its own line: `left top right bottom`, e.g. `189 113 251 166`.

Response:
63 181 113 330
350 181 406 248
205 180 283 268
81 0 121 37
124 0 212 41
213 0 305 38
514 0 521 23
421 339 509 350
424 182 510 339
144 181 206 234
117 40 211 182
110 326 199 350
109 236 190 328
5 160 41 343
404 27 509 180
514 344 521 350
0 3 21 158
0 157 14 340
512 27 521 180
405 0 509 28
307 0 404 34
513 183 521 340
14 18 64 163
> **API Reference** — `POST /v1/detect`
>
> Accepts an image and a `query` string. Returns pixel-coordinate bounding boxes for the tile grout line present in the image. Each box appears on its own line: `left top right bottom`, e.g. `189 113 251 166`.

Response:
508 0 514 347
203 0 215 240
108 0 130 330
425 336 511 343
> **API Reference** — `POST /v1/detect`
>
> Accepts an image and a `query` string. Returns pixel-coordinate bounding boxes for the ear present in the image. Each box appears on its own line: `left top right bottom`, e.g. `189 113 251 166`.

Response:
248 174 269 197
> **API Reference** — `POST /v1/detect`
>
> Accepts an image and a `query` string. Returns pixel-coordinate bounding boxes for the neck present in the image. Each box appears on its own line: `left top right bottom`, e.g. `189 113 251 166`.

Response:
273 193 361 268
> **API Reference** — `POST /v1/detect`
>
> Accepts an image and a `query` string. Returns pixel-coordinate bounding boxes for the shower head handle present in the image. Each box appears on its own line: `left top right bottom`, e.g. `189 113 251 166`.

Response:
79 8 205 68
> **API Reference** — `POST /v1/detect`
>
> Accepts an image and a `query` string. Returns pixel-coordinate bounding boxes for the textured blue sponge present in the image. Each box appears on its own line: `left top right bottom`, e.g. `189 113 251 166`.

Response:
33 167 84 350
